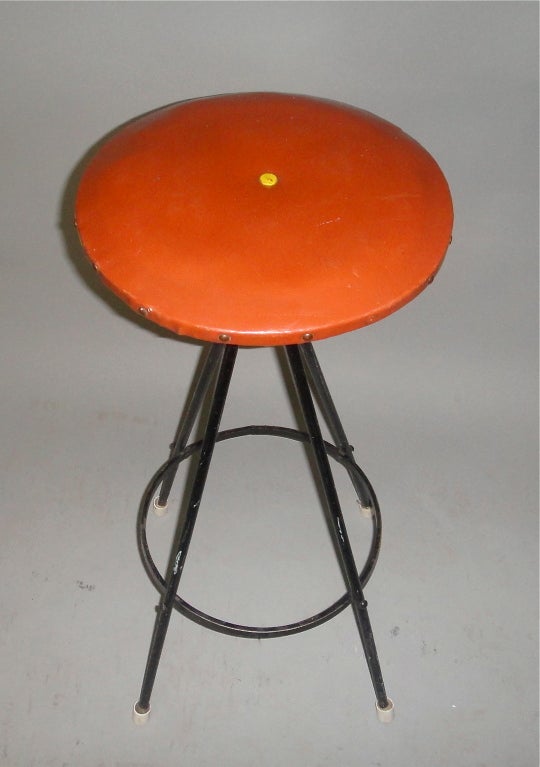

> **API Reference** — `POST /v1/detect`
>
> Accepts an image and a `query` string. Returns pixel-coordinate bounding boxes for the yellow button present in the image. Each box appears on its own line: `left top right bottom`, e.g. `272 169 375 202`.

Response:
259 172 278 187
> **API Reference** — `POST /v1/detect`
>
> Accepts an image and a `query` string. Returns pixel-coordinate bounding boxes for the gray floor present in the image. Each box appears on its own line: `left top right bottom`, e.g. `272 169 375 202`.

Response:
1 3 538 766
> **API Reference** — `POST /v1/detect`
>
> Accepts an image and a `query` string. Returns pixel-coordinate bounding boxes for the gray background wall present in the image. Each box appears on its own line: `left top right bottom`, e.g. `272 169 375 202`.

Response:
0 2 538 766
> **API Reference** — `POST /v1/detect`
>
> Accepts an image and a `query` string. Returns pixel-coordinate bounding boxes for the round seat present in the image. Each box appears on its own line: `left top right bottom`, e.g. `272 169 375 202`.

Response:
75 92 453 346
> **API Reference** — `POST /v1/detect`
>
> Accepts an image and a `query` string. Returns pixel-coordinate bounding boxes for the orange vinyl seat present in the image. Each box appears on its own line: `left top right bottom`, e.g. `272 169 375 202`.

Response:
75 92 453 346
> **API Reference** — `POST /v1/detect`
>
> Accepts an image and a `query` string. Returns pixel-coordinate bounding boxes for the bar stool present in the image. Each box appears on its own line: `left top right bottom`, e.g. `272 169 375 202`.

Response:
75 92 453 726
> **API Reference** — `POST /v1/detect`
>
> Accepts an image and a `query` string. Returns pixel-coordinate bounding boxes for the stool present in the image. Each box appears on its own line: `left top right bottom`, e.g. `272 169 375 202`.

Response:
75 92 453 726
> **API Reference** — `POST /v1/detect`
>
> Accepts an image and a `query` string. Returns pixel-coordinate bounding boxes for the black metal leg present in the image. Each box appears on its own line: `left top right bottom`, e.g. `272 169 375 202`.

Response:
155 344 224 510
285 345 391 713
133 344 238 722
300 343 373 512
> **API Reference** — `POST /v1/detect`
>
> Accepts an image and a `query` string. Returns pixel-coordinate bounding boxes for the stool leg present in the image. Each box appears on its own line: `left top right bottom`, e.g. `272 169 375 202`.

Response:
133 344 238 723
154 344 224 512
299 343 373 514
285 345 393 720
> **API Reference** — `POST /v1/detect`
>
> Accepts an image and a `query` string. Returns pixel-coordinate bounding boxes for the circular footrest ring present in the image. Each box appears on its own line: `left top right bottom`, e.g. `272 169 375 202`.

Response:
137 425 382 639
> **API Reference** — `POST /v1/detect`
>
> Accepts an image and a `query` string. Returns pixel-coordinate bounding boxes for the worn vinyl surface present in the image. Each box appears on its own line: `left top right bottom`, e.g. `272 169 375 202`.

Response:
75 93 453 346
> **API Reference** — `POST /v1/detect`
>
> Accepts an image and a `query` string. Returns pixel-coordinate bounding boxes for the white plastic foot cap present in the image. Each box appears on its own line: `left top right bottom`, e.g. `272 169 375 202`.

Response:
153 497 168 517
132 702 151 725
376 698 394 723
358 501 373 518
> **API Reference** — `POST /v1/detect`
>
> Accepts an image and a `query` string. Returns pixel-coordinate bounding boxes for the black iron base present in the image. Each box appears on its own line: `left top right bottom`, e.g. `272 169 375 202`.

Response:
133 343 393 722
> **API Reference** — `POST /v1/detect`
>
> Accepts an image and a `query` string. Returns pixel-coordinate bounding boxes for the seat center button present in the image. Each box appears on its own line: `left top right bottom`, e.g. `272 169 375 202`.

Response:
259 172 278 187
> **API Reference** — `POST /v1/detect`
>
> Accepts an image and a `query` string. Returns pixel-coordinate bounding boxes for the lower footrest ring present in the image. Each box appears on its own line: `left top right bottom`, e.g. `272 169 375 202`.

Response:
137 425 382 639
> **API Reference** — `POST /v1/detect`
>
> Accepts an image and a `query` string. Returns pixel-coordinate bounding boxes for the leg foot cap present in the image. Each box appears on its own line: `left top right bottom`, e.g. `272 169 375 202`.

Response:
132 702 150 725
376 698 394 723
357 500 373 518
153 498 168 517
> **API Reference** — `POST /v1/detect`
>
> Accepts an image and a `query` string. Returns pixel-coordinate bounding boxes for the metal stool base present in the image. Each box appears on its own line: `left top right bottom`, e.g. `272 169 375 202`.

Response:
133 343 393 721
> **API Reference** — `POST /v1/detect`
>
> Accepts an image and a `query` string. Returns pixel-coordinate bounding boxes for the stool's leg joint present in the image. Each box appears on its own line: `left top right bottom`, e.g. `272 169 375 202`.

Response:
134 344 238 722
154 344 224 511
286 344 392 718
299 344 374 509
